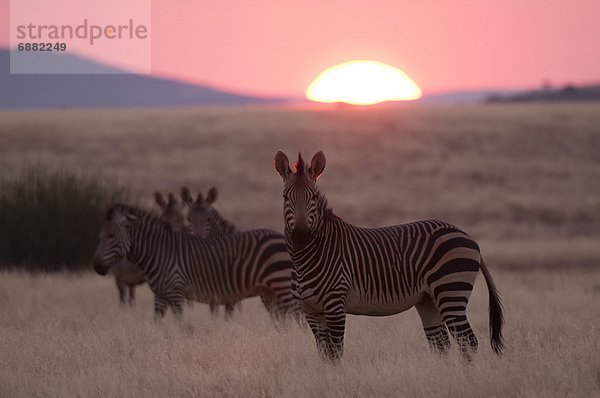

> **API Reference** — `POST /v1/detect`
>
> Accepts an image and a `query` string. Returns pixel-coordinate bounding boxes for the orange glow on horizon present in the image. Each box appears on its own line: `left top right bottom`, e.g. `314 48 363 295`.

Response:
306 60 422 105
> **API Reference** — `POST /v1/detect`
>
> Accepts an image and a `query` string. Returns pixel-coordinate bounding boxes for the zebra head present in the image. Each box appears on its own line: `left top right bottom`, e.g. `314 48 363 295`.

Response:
93 205 140 275
155 191 191 232
181 186 218 238
274 151 326 247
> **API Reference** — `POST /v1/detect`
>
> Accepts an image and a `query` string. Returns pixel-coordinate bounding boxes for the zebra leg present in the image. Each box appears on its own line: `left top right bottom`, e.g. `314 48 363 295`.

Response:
209 303 220 317
324 309 346 362
166 290 185 319
305 312 332 360
445 315 478 361
323 298 347 362
429 257 480 360
259 291 280 321
291 306 308 329
128 285 136 306
415 295 450 354
267 290 302 323
165 289 186 319
154 295 169 318
434 280 478 360
170 301 184 319
224 304 235 319
115 278 128 305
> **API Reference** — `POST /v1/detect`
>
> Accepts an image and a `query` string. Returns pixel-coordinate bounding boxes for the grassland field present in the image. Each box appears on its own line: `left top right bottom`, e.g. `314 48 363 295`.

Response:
0 103 599 396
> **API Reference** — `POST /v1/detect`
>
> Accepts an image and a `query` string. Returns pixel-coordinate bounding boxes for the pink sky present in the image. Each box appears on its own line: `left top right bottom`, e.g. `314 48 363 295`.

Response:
2 0 599 97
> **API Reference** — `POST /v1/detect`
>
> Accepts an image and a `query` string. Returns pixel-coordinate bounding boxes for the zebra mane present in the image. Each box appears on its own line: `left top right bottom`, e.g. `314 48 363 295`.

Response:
316 191 339 222
107 203 148 220
294 152 306 175
107 203 168 229
209 208 237 234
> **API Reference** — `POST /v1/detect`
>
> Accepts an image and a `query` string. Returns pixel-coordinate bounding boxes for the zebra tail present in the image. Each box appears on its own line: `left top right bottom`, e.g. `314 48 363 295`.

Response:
480 256 505 355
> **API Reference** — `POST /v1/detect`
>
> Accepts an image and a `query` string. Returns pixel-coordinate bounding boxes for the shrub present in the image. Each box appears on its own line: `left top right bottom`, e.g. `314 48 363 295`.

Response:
0 164 129 271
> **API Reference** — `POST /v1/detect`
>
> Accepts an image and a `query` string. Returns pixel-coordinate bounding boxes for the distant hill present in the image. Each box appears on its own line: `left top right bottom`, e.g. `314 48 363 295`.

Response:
419 89 520 104
0 49 283 108
485 84 600 102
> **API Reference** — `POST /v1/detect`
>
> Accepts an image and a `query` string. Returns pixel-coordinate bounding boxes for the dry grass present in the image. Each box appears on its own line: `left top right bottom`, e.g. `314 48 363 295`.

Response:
1 103 599 269
0 270 598 397
0 103 599 396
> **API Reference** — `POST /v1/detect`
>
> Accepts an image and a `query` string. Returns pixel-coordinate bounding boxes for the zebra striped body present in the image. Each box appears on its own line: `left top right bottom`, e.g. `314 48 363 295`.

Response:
181 186 240 315
94 204 296 318
111 259 146 304
109 192 190 305
292 218 479 317
275 151 504 361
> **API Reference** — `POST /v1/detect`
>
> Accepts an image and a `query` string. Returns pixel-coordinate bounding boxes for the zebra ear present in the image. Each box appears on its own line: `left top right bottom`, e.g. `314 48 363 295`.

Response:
181 187 193 204
274 151 292 179
155 192 167 209
206 187 218 204
308 151 326 180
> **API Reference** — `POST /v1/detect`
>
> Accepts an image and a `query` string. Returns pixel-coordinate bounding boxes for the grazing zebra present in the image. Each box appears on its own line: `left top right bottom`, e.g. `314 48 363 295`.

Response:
274 151 504 361
181 186 240 316
93 204 297 319
111 192 189 305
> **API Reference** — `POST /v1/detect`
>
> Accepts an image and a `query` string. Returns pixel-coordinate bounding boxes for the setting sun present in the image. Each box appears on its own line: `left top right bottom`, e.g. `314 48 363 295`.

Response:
306 60 422 105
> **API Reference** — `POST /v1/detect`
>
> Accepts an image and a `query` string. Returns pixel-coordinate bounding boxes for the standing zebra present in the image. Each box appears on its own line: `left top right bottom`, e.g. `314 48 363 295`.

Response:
111 192 189 305
93 204 297 319
181 186 237 239
181 186 240 316
154 192 191 231
274 151 504 361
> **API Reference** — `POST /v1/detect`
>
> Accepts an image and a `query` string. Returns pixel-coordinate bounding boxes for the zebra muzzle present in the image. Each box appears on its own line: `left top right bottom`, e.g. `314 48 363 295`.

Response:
93 261 109 276
291 226 311 248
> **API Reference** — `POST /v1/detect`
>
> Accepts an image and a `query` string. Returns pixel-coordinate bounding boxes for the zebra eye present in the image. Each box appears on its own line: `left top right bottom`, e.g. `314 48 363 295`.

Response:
282 194 289 200
107 233 116 239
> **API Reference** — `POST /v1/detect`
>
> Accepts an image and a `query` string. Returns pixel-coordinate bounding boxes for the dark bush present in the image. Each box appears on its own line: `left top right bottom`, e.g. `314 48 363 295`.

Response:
0 164 129 271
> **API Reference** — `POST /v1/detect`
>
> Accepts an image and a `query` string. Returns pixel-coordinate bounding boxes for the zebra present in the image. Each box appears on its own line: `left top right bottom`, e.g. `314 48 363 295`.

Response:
154 191 190 231
273 151 504 361
110 192 189 305
180 186 240 316
93 203 297 320
180 186 236 238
